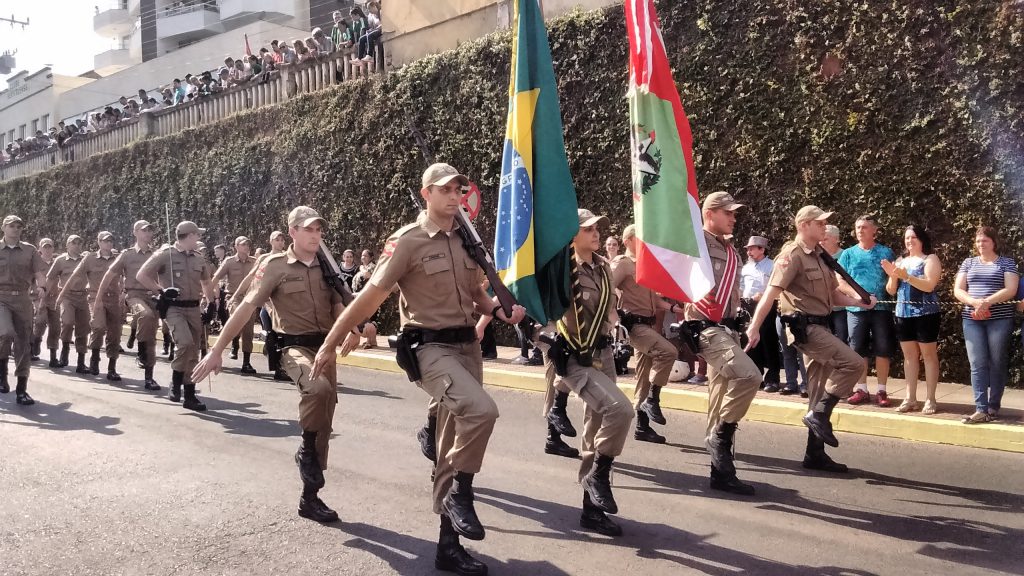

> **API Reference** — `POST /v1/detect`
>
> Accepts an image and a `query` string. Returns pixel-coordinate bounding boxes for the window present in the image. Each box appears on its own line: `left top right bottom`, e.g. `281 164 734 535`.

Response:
41 114 49 131
18 125 26 139
7 130 14 143
0 133 5 149
31 119 38 134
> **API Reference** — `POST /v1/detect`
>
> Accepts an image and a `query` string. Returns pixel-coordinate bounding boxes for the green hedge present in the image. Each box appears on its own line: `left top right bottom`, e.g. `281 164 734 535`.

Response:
2 0 1022 384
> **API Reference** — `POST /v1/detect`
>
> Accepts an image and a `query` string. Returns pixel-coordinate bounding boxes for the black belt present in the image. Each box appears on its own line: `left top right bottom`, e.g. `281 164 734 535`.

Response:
805 314 830 326
407 326 477 345
697 317 741 332
167 300 200 308
278 333 328 350
631 314 656 326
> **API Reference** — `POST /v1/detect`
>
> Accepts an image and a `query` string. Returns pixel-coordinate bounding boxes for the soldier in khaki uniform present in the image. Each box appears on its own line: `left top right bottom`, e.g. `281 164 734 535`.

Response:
47 235 90 372
31 237 60 365
211 236 258 374
310 164 526 576
59 231 123 380
745 206 876 472
682 192 763 495
541 209 634 538
96 220 160 390
194 207 358 524
0 215 49 405
230 231 289 380
137 221 217 411
612 224 678 445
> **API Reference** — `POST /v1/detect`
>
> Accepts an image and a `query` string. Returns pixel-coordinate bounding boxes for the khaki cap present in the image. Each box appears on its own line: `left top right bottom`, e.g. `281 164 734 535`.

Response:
702 192 744 212
234 235 251 246
175 221 206 236
97 231 114 241
269 230 285 241
794 205 834 225
578 208 609 228
288 206 327 229
38 237 54 248
422 163 469 189
133 220 153 232
2 215 23 227
744 235 769 249
67 235 84 244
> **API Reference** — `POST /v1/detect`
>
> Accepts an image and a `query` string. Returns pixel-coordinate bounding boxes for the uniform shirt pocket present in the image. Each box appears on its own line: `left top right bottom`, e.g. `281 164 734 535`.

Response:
422 254 451 275
282 280 307 294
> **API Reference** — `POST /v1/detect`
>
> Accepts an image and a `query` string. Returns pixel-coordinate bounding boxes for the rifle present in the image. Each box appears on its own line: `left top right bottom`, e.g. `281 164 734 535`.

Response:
819 249 871 305
407 187 517 318
315 241 356 307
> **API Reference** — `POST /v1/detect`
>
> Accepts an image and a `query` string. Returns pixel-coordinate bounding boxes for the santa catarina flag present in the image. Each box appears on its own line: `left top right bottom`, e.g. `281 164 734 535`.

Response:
494 0 579 325
626 0 713 303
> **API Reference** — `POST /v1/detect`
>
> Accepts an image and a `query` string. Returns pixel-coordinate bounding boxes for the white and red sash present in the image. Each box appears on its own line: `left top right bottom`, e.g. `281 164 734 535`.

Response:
693 242 738 322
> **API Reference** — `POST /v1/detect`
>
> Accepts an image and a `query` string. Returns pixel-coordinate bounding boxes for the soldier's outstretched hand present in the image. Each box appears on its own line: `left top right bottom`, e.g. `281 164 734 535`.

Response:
192 351 223 383
744 326 760 352
310 345 334 380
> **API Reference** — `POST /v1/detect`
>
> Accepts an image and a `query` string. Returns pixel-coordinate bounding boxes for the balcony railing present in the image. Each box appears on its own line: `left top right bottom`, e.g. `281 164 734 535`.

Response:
1 48 383 182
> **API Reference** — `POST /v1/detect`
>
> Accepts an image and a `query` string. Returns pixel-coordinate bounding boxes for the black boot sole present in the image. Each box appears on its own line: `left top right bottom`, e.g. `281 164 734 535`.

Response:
297 507 339 523
641 402 667 426
709 477 756 496
802 458 849 473
144 381 162 391
546 411 577 438
580 513 623 537
441 497 486 541
435 554 489 576
182 400 207 412
802 414 839 447
544 442 580 458
635 429 666 444
107 374 122 381
16 394 35 405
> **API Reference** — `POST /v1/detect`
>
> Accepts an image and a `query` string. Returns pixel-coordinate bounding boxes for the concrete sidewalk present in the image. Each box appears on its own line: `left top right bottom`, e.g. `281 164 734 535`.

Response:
181 328 1022 453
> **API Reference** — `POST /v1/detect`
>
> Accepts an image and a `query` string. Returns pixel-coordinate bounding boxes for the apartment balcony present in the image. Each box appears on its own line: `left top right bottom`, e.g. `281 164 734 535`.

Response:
94 3 134 37
156 2 223 42
94 48 137 76
219 0 296 24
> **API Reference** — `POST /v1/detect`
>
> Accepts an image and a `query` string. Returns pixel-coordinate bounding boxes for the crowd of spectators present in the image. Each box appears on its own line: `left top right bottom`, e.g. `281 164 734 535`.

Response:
3 2 383 166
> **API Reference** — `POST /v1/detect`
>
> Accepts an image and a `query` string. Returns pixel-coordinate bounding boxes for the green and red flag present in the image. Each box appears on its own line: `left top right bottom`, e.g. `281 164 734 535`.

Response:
626 0 713 303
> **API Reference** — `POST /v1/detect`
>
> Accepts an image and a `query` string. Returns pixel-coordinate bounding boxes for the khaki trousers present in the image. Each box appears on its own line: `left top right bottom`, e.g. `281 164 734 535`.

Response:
551 346 633 482
33 302 60 350
165 306 202 381
88 295 124 358
281 345 338 468
0 294 34 377
629 323 677 409
416 341 499 514
228 303 258 353
699 326 762 435
789 324 862 408
127 293 159 368
60 293 90 353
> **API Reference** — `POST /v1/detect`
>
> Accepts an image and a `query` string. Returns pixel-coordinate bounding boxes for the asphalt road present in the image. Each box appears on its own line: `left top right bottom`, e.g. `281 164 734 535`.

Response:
1 353 1022 576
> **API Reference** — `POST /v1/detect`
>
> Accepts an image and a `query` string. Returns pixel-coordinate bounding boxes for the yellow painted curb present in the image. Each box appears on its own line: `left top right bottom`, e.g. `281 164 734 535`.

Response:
130 328 1024 453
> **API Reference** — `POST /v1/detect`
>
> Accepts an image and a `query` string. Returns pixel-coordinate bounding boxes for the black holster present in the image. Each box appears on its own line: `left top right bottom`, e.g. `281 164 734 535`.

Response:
669 320 703 354
780 313 809 345
393 330 423 382
539 333 571 377
617 310 637 332
153 294 171 320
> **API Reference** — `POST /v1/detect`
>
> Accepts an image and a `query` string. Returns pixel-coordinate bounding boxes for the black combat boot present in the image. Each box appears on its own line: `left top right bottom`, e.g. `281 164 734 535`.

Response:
135 341 146 369
88 349 101 375
30 338 41 361
582 453 618 514
240 352 257 374
126 326 136 350
169 370 183 402
15 376 34 405
710 464 756 495
544 423 580 458
802 430 848 473
182 383 207 412
295 431 326 490
579 491 622 537
76 352 90 374
705 421 738 475
106 357 121 381
58 342 71 367
143 366 160 391
0 361 8 394
417 415 437 463
48 348 59 368
162 339 170 356
441 471 485 541
803 393 841 447
634 410 666 444
641 385 667 425
546 391 577 437
435 514 488 575
298 488 339 523
230 337 240 360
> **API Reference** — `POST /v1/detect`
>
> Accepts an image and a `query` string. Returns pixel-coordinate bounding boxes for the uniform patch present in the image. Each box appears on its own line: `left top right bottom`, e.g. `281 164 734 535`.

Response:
776 255 791 272
382 239 398 258
254 265 266 281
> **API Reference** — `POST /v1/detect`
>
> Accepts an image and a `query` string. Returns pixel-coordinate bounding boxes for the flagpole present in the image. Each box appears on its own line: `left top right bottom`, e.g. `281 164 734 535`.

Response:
537 0 544 17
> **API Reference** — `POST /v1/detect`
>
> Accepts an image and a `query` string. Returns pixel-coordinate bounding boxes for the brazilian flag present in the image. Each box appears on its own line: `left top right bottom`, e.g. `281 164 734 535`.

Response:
494 0 579 325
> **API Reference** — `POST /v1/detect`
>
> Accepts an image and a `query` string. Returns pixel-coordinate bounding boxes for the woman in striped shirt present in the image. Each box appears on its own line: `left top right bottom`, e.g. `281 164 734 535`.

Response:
953 226 1020 424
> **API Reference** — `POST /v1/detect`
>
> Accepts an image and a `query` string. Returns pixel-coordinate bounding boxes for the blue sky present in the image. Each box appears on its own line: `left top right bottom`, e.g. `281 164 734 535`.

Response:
2 1 112 80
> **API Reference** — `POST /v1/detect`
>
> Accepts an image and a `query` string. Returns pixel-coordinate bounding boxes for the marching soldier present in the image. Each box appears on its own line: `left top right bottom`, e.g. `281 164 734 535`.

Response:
310 164 526 575
59 231 123 380
194 207 359 524
211 236 258 374
230 230 288 379
745 206 876 472
0 215 49 405
96 220 160 390
683 192 763 495
541 208 634 537
137 221 217 411
31 237 60 365
47 235 90 372
612 224 678 444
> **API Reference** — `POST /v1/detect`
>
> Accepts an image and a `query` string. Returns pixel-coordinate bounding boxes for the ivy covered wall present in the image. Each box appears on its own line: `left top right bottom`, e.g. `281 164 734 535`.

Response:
2 0 1022 384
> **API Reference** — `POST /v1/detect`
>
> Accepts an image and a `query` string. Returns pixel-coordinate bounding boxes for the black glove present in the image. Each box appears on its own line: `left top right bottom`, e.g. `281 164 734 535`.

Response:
161 287 180 300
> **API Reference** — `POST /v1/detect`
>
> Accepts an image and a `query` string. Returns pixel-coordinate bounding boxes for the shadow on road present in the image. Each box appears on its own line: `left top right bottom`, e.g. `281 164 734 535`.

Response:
475 487 877 576
338 385 403 400
183 397 298 438
0 397 122 435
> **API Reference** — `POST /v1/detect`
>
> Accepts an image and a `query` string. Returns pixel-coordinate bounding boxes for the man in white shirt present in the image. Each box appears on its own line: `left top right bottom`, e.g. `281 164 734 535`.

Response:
740 236 781 391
